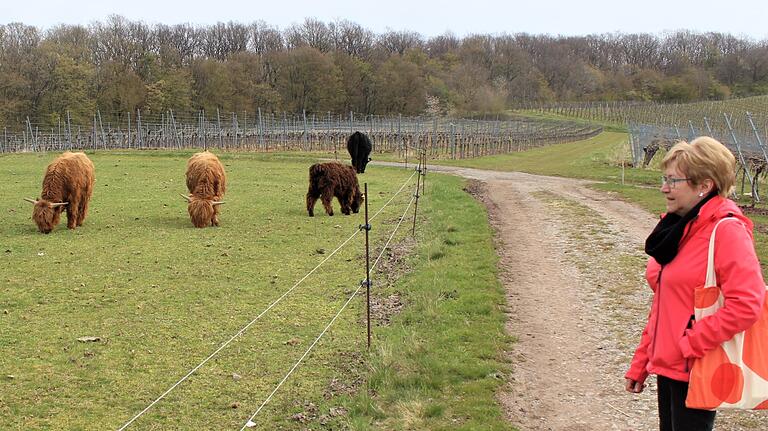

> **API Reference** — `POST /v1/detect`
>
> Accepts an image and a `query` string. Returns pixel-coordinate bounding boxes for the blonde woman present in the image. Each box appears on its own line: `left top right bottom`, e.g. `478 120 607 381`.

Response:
625 137 765 430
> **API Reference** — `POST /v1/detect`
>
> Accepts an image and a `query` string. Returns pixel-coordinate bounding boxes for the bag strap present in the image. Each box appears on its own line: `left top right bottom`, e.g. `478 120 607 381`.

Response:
706 216 739 287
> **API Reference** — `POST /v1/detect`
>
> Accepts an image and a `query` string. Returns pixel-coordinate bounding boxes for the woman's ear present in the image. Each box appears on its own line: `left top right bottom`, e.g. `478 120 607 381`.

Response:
701 178 715 195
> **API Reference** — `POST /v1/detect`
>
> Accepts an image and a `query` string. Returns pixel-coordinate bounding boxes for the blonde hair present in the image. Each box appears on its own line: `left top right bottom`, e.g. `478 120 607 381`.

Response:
661 136 736 197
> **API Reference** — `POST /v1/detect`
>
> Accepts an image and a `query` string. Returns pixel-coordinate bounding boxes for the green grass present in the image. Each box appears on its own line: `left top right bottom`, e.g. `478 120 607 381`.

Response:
0 150 402 429
432 131 657 185
514 110 629 133
0 150 509 430
343 175 511 430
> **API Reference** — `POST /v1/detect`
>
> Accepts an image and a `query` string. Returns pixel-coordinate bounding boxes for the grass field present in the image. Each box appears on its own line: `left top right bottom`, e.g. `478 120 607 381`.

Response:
0 150 510 430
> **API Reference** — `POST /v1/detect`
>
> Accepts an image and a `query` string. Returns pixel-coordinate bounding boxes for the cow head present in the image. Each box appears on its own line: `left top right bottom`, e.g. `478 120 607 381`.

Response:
25 198 67 234
181 194 224 228
351 190 364 214
356 157 372 174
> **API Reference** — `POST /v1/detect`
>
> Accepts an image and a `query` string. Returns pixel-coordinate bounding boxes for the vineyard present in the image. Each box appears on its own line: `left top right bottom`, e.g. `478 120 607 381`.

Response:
0 110 602 160
529 95 768 132
528 97 768 202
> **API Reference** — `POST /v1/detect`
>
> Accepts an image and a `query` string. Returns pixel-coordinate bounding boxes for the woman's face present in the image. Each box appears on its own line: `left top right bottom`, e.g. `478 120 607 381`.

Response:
661 162 710 216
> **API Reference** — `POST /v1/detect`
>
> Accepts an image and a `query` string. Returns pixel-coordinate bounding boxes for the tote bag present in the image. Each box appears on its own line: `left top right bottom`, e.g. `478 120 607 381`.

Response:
686 217 768 410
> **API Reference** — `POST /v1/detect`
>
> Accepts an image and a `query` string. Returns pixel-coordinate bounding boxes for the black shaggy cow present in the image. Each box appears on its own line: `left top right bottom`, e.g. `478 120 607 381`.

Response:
306 162 363 217
346 131 372 173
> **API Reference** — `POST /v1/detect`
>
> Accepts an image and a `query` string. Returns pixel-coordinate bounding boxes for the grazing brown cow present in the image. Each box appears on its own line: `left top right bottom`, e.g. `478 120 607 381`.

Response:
25 152 95 234
306 162 363 217
181 151 226 228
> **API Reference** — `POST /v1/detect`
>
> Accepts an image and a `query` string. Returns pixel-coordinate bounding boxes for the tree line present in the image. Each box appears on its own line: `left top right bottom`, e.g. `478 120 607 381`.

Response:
1 15 767 129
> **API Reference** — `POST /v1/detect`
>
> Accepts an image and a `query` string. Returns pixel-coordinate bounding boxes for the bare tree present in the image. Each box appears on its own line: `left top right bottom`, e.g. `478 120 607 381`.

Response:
284 18 333 52
201 22 248 60
330 19 374 59
377 30 424 55
249 21 284 55
426 32 459 57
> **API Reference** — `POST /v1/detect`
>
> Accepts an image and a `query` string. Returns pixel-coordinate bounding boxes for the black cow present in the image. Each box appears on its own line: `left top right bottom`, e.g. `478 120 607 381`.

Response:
346 131 372 173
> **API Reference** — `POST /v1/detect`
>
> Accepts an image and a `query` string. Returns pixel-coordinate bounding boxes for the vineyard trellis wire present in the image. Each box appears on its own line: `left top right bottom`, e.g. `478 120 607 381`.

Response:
0 109 603 160
628 112 768 203
525 96 768 138
524 97 768 202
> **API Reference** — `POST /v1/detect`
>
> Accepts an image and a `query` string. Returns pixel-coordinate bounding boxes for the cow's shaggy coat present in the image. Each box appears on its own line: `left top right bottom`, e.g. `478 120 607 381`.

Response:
306 162 363 217
26 152 95 234
183 152 226 228
347 131 372 173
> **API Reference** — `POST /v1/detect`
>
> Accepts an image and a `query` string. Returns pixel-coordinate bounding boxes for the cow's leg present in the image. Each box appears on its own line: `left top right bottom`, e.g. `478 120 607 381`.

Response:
66 203 79 229
77 196 89 226
306 190 319 217
338 192 351 215
78 181 93 226
212 204 220 226
321 190 334 216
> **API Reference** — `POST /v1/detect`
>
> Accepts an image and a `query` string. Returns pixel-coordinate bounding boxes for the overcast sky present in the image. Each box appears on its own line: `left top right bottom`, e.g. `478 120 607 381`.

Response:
2 0 767 40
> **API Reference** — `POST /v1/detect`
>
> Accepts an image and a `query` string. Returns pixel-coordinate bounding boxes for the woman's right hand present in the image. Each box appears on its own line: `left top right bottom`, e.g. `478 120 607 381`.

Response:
625 378 645 393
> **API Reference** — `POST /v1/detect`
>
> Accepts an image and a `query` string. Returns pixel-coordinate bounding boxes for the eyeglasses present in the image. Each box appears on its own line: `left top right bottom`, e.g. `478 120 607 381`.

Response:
661 175 691 188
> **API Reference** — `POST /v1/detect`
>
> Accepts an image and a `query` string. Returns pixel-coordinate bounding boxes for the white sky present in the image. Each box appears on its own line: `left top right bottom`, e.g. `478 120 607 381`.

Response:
2 0 767 40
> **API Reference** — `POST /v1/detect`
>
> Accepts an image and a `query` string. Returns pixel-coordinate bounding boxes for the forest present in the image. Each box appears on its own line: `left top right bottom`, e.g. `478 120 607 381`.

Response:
1 15 767 128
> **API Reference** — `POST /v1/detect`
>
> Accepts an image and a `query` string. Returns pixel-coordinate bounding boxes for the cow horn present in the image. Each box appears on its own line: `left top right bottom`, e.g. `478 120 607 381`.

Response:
212 201 225 206
24 197 38 204
51 202 69 208
180 193 191 202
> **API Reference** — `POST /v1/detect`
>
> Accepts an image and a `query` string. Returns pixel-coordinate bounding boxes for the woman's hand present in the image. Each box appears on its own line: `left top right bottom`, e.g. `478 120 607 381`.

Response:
625 378 645 393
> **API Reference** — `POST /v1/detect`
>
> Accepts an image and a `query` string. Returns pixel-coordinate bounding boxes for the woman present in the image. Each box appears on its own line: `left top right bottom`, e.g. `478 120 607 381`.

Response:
625 136 765 430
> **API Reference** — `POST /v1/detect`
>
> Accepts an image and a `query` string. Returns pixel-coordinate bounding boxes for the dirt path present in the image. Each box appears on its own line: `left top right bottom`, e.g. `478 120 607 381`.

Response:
418 164 765 431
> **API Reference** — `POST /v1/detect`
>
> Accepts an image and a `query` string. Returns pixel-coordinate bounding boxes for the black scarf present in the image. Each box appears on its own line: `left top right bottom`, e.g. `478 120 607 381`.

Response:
645 193 716 265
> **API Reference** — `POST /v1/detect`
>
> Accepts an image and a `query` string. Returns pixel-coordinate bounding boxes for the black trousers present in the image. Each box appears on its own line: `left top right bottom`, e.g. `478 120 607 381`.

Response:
657 375 716 431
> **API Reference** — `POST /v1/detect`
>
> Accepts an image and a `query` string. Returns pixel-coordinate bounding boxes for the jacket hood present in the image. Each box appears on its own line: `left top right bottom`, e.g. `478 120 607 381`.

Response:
697 196 753 237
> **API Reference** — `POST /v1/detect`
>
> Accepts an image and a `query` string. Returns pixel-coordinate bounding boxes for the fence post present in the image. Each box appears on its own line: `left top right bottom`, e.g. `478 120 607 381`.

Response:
136 110 143 149
412 156 423 236
258 107 264 150
217 108 222 149
170 109 180 148
98 109 106 150
26 117 36 152
421 150 426 196
360 183 372 350
724 112 757 202
232 112 238 149
747 112 768 167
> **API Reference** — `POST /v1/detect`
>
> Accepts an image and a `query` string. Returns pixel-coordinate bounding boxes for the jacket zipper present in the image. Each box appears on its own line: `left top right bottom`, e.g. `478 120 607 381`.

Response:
648 216 697 369
650 266 663 359
684 314 695 373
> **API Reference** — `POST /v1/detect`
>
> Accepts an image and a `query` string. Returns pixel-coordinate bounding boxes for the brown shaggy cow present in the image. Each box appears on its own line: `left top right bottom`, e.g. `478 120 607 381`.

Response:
25 152 95 234
306 162 363 217
182 151 226 228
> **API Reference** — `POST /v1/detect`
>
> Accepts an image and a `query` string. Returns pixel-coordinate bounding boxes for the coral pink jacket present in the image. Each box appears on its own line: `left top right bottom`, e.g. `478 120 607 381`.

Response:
626 196 765 384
